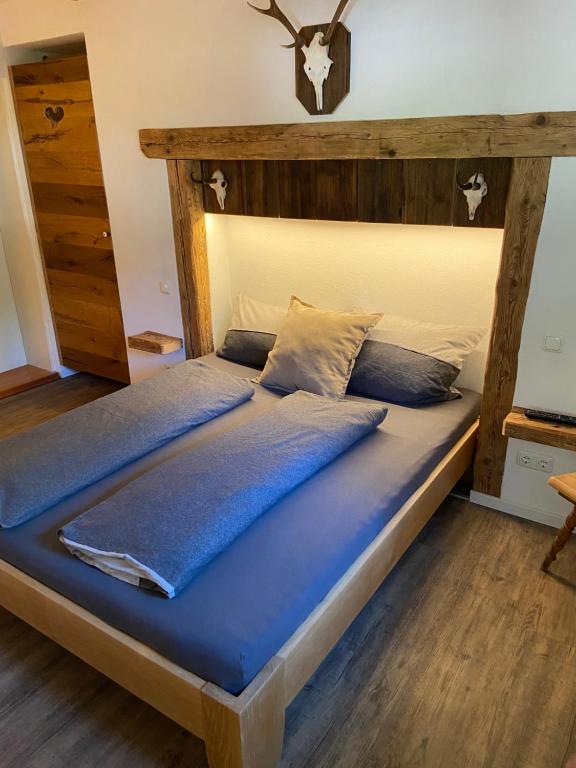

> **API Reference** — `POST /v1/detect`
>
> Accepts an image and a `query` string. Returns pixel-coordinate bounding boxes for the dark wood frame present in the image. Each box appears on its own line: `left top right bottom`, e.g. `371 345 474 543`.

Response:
139 111 563 497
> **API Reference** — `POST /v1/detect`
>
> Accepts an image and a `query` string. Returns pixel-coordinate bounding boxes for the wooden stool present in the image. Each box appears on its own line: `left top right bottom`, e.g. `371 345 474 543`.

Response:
542 472 576 571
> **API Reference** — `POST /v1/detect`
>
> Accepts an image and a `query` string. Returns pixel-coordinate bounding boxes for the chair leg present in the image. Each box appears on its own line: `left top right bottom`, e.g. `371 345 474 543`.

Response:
542 505 576 572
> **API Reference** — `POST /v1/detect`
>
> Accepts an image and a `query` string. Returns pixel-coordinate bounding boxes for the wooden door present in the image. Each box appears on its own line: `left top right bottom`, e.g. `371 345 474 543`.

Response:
11 55 130 383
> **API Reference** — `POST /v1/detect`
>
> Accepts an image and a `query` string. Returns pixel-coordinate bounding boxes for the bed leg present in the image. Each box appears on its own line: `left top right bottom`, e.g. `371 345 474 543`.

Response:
201 657 286 768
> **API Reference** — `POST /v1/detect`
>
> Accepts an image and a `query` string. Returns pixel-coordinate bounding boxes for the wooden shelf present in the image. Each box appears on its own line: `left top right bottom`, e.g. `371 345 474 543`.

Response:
127 331 183 355
0 365 59 400
503 409 576 452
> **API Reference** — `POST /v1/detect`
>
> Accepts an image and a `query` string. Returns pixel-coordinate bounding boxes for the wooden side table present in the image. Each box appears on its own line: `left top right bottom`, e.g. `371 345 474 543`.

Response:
542 472 576 571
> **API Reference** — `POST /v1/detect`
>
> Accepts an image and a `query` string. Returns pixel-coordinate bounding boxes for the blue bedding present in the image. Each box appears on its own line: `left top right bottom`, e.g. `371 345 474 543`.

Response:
60 392 387 597
0 356 480 694
0 360 253 528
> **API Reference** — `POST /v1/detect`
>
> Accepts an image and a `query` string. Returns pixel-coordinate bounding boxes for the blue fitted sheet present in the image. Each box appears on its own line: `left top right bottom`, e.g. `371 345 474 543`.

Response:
0 355 480 694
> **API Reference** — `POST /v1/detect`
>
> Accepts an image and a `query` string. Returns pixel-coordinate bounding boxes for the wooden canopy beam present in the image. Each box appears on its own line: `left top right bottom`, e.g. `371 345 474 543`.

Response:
473 157 551 497
140 111 576 161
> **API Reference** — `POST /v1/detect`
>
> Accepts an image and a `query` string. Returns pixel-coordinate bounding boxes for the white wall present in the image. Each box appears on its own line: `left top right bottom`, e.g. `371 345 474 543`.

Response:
207 216 502 392
0 43 60 372
0 0 574 524
0 231 26 372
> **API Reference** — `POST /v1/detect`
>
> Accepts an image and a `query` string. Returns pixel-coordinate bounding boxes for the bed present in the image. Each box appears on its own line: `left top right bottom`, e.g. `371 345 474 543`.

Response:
0 354 479 767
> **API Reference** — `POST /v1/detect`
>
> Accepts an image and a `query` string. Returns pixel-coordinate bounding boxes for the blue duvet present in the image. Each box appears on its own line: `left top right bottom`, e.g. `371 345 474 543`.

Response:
0 361 254 528
60 391 387 597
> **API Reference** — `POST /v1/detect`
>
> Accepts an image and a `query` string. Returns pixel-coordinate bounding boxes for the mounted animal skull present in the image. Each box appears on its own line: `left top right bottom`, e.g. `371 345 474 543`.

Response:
248 0 351 114
192 169 228 211
208 170 228 211
302 31 333 111
457 172 488 221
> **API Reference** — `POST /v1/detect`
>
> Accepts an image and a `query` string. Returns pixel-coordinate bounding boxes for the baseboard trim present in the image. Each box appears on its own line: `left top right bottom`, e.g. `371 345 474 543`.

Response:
469 491 564 529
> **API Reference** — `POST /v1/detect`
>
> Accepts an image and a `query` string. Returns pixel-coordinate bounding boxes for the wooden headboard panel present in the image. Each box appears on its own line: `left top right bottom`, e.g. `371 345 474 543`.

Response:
139 111 572 499
198 158 511 228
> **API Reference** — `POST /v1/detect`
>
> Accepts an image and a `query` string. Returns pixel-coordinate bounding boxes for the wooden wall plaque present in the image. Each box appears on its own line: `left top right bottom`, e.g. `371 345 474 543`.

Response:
295 23 351 116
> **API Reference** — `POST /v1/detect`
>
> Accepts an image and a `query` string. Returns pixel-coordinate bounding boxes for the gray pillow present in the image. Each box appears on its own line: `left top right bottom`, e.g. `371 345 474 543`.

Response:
216 294 283 369
217 329 275 369
217 295 485 405
348 340 461 405
218 332 460 404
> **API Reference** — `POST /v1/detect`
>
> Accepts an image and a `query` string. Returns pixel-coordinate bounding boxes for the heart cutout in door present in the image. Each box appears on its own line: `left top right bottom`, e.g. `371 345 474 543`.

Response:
45 106 65 125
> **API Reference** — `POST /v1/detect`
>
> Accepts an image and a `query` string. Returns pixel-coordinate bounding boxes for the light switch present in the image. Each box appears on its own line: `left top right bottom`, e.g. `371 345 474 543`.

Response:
543 336 565 353
159 281 171 295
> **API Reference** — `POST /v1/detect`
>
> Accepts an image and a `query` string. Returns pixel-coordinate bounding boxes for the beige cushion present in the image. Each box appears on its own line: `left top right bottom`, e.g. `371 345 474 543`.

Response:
259 297 382 398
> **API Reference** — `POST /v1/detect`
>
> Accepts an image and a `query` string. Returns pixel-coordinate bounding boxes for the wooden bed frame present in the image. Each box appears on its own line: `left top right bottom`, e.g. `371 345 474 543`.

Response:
0 420 477 768
2 109 574 767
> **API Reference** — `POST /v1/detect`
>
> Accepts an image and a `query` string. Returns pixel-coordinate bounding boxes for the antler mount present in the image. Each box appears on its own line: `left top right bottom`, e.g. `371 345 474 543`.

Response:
247 0 352 115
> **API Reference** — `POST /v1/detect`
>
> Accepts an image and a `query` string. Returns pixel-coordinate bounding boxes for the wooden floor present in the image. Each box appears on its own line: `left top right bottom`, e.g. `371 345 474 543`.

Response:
0 365 59 401
1 376 575 768
0 372 122 439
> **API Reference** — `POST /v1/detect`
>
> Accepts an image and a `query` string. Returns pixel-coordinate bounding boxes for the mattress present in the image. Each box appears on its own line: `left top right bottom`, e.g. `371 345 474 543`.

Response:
0 355 480 694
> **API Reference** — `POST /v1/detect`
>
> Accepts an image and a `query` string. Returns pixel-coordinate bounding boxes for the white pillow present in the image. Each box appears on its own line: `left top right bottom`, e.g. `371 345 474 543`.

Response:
367 312 486 370
228 296 485 372
228 294 286 335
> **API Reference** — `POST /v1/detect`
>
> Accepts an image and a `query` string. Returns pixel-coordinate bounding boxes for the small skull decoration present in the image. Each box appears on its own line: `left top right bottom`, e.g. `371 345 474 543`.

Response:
191 169 228 211
457 172 488 221
208 170 228 211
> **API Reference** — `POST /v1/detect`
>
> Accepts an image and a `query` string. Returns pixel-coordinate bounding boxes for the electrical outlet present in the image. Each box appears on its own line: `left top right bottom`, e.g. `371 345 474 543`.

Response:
516 450 554 473
517 451 533 468
543 336 565 353
534 455 555 473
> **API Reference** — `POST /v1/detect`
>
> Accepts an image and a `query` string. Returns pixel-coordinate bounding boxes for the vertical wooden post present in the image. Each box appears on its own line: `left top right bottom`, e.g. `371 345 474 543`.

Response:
201 659 286 768
472 157 552 496
166 159 214 358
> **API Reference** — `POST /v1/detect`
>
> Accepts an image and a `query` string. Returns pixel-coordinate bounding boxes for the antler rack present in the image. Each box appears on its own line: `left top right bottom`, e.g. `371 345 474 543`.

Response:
247 0 304 48
322 0 351 45
247 0 351 47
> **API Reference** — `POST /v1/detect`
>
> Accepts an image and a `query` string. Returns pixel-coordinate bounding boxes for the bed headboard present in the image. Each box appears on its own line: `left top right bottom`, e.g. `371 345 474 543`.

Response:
195 157 511 228
205 217 503 394
139 111 570 498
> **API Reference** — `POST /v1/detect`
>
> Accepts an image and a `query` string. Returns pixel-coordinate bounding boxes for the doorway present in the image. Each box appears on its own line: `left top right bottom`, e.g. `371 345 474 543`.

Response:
8 51 129 384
